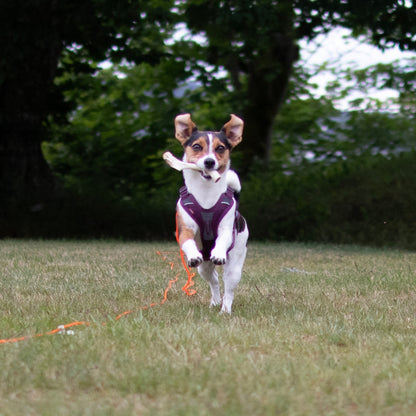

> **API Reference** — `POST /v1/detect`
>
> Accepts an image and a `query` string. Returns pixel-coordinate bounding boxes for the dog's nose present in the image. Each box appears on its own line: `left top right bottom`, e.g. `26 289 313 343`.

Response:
204 158 216 170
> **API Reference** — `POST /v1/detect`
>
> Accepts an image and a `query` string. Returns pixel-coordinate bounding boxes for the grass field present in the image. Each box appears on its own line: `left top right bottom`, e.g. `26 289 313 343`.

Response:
1 240 416 415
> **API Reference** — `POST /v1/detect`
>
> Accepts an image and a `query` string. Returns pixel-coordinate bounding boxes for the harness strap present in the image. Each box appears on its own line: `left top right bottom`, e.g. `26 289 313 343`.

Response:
179 186 240 261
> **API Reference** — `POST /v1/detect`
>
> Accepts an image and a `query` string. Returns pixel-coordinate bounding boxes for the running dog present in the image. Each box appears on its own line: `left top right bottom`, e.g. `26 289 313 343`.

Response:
174 113 248 314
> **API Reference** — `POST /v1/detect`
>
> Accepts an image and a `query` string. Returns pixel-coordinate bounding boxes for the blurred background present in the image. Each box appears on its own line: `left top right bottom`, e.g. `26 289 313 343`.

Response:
1 0 415 248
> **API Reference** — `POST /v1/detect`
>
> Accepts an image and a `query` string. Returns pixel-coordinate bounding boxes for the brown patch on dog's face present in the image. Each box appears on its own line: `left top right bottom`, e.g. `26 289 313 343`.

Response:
183 132 231 173
211 135 230 173
183 134 209 164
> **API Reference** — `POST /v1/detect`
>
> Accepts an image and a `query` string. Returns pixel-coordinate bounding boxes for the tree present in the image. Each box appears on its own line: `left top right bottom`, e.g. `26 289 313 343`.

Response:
0 0 173 208
177 0 416 170
47 61 189 199
2 0 415 213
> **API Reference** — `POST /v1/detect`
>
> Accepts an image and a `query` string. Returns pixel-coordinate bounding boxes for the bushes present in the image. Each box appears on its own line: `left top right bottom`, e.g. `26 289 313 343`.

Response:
2 152 415 250
241 151 416 249
0 186 178 240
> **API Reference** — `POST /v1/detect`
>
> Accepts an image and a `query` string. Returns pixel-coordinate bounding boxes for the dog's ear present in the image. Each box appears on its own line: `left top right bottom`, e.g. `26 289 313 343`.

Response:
175 114 196 145
222 114 244 148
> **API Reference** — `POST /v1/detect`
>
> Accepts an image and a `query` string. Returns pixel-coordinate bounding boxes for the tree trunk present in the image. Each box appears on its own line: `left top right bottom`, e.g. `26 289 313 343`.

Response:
0 0 61 211
239 35 299 173
0 122 57 205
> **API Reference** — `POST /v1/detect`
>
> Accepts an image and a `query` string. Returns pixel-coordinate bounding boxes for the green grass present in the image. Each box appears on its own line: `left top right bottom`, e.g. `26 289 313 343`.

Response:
1 240 416 415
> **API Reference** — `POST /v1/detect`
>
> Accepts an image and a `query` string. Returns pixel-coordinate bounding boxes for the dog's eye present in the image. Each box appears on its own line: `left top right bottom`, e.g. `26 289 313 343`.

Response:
192 144 202 152
216 145 226 154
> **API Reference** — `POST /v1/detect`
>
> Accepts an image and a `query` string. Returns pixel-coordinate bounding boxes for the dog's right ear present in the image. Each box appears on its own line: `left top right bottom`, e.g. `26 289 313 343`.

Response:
175 114 196 145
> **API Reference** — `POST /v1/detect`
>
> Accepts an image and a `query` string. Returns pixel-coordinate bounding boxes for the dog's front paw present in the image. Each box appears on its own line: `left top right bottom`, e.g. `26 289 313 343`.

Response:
187 254 203 268
182 240 203 268
210 248 227 265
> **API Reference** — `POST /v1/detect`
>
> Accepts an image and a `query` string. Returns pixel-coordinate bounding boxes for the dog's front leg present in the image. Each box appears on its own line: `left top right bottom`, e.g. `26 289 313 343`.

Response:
176 209 203 268
210 211 235 265
182 240 203 267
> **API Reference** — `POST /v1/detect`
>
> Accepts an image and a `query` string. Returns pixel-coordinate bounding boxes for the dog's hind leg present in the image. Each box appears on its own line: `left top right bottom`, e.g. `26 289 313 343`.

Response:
221 230 248 314
198 261 221 307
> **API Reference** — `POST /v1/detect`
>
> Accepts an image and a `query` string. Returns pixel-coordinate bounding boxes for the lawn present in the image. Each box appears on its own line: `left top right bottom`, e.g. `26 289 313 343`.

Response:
0 240 415 415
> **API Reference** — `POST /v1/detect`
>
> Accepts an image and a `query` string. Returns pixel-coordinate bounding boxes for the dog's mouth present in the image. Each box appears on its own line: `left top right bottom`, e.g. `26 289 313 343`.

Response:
201 170 213 180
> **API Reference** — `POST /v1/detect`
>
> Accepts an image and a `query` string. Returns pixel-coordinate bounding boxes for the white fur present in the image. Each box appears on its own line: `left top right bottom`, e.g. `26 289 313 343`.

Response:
226 170 241 193
177 151 248 314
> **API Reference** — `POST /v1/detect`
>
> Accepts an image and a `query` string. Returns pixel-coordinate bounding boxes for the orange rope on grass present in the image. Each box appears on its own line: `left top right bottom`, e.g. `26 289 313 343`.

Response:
0 245 190 345
114 265 180 321
175 212 197 296
0 321 91 344
179 249 197 296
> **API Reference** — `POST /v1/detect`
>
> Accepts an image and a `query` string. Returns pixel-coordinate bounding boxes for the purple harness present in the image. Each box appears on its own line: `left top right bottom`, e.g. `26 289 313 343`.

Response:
179 186 240 261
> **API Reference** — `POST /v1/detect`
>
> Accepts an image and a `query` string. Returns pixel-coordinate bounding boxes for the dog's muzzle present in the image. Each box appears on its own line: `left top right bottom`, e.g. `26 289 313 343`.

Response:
204 158 216 170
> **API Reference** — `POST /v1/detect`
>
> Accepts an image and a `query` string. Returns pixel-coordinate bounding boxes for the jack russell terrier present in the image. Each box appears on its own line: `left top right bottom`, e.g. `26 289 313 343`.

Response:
170 113 249 314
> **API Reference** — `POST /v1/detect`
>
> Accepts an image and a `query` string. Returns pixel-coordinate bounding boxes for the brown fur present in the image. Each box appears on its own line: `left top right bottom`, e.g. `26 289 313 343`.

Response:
176 211 195 247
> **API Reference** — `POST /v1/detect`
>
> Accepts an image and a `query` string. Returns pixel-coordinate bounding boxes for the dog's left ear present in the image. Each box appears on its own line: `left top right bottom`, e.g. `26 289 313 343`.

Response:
222 114 244 148
175 113 196 145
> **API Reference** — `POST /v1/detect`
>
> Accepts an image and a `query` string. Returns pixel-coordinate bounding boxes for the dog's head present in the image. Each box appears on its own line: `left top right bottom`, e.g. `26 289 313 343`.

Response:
174 114 244 180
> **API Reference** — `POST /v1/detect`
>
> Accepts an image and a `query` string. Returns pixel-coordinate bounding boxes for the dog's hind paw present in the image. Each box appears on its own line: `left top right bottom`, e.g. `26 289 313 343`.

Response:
220 302 232 314
220 305 231 314
210 295 222 307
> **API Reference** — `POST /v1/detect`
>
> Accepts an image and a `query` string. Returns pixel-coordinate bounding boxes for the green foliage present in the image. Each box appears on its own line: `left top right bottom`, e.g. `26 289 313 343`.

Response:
318 57 416 113
28 76 416 249
2 0 416 247
242 151 416 249
274 97 416 167
49 62 187 191
1 0 175 124
0 0 178 206
353 58 416 115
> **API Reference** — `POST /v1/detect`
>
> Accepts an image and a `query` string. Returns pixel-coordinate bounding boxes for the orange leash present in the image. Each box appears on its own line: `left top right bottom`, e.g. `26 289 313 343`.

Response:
0 241 195 344
0 321 91 344
175 212 197 296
